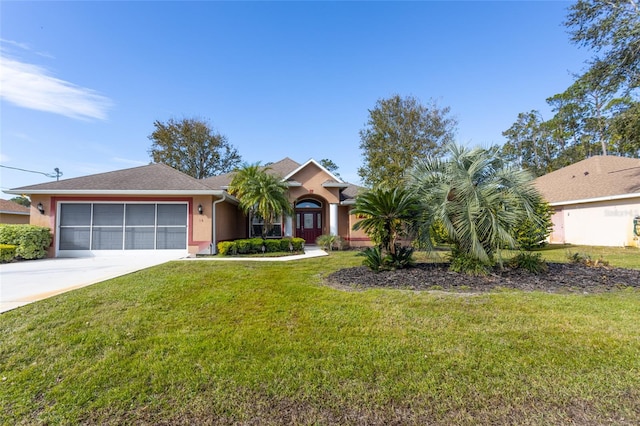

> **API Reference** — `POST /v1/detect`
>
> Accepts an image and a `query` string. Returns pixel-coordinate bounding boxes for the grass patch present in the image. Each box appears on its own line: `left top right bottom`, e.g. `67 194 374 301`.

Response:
1 252 639 424
529 244 640 270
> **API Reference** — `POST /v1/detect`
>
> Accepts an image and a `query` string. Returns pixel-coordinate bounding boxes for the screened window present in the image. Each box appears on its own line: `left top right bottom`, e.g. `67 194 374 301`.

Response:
251 215 282 238
125 204 156 249
59 204 91 250
59 202 188 251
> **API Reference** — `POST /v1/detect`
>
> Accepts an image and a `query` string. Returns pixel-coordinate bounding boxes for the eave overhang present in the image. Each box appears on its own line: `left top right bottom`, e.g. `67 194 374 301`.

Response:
0 210 30 215
322 181 349 189
3 189 239 204
548 192 640 207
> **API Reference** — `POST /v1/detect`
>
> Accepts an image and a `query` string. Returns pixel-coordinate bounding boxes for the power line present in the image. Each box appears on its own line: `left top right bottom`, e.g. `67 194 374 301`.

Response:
0 165 63 181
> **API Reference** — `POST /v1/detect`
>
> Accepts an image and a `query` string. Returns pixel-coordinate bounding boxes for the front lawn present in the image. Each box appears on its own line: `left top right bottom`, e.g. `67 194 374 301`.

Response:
1 252 639 425
530 244 640 269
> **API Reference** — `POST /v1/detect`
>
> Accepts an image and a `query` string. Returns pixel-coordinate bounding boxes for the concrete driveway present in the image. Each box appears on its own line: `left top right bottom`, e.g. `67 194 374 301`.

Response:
0 253 183 313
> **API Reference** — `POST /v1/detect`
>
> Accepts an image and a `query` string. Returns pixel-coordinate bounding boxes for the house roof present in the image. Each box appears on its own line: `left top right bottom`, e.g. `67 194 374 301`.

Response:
202 157 362 203
6 158 364 204
201 157 302 190
6 163 224 195
534 155 640 205
0 199 30 215
340 183 364 204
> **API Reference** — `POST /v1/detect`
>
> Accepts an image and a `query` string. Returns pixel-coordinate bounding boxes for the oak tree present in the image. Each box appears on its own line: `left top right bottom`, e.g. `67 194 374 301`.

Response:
358 95 457 189
148 118 241 179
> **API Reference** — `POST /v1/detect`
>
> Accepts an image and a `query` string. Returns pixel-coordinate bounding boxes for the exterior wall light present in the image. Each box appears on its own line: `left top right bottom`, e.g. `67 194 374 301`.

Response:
37 202 45 215
198 204 203 215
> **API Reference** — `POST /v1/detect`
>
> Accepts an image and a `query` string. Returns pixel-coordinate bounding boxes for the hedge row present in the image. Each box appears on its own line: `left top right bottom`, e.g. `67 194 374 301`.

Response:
0 244 17 262
217 237 305 256
0 224 52 260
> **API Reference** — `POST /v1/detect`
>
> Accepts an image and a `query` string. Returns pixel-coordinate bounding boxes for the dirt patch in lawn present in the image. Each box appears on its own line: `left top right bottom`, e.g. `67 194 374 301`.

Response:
326 262 640 294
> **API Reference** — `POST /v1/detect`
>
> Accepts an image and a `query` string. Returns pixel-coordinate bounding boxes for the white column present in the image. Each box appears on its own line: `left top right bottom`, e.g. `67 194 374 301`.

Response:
284 215 293 237
329 203 338 236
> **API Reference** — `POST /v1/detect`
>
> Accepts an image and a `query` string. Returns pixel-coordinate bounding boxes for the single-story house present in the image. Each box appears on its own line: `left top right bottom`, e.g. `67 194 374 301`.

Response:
4 157 370 257
0 199 30 224
534 155 640 247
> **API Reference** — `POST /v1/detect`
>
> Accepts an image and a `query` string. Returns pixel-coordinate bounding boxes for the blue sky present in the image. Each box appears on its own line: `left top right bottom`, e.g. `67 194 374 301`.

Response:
1 1 590 196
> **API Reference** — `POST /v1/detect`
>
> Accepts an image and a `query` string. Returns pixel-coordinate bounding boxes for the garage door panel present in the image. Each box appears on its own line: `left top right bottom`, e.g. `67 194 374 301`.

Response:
126 204 155 226
60 228 90 250
157 204 187 226
93 204 124 226
59 202 188 253
157 227 187 249
125 227 155 249
92 227 124 250
60 204 91 226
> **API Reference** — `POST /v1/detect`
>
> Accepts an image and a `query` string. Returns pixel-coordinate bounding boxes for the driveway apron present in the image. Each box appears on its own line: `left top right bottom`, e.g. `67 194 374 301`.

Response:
0 254 182 313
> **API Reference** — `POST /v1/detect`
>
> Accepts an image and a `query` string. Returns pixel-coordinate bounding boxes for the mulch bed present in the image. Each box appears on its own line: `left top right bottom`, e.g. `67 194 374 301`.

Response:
326 262 640 294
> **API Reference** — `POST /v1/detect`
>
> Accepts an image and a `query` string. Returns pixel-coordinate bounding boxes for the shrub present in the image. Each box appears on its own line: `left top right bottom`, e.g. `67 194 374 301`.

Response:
387 245 415 270
509 252 548 274
359 246 387 272
316 234 336 251
567 251 610 268
264 239 281 253
513 201 553 250
290 238 305 251
0 244 17 262
280 238 292 252
448 248 491 276
217 238 305 256
0 225 52 260
217 241 235 255
360 244 415 272
236 239 252 254
316 234 344 251
430 219 451 245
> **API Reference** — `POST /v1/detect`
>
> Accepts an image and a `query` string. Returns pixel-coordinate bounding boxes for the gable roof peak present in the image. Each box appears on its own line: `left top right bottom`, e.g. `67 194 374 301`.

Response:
284 158 344 183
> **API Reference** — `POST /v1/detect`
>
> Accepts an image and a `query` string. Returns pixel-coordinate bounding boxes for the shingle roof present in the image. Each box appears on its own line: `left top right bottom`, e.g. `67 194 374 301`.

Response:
267 157 302 178
9 163 216 193
0 199 30 214
202 157 302 190
534 156 640 204
202 157 364 203
340 183 364 203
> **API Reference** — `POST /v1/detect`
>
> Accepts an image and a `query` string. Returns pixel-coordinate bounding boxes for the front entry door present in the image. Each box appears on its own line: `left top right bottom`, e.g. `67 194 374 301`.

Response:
296 209 323 244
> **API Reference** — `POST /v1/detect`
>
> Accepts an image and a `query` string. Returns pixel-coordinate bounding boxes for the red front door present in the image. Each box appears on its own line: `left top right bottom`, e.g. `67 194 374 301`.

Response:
296 209 323 244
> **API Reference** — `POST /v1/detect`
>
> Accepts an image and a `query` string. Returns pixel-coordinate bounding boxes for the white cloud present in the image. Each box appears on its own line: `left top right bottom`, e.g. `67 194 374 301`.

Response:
0 51 112 120
113 157 148 166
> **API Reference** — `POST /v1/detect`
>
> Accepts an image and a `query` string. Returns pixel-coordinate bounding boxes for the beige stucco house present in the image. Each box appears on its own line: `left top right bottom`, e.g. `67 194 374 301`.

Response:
5 158 369 257
534 155 640 247
0 199 30 224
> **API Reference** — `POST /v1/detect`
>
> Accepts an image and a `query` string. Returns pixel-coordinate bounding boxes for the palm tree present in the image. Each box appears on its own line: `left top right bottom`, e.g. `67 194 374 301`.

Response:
350 187 420 257
227 163 293 238
408 143 542 268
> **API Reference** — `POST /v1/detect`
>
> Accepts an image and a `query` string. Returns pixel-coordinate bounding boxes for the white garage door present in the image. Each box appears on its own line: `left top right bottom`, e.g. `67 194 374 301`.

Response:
58 203 188 252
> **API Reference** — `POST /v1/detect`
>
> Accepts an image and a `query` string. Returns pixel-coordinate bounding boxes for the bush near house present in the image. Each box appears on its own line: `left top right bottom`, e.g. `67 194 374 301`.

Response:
316 234 344 251
0 244 17 262
217 237 305 255
0 225 52 260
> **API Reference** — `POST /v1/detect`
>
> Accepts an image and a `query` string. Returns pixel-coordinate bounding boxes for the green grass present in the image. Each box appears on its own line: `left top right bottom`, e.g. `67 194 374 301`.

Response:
530 244 640 269
423 244 640 270
1 252 639 424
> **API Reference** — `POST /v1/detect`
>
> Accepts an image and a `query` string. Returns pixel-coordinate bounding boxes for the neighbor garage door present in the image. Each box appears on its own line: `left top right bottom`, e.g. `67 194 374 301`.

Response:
58 203 188 251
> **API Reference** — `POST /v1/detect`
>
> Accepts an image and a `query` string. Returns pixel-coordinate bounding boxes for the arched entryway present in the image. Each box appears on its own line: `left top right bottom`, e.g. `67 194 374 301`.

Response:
295 198 324 244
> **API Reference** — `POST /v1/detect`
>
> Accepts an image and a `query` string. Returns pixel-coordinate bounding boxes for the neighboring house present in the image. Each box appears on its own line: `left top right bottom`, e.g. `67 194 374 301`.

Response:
4 158 369 257
0 199 30 224
534 155 640 247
